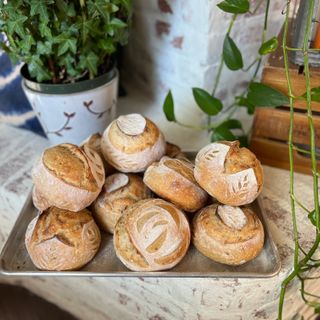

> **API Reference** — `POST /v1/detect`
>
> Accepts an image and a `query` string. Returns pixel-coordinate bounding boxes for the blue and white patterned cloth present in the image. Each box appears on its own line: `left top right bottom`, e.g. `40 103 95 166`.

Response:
0 34 44 135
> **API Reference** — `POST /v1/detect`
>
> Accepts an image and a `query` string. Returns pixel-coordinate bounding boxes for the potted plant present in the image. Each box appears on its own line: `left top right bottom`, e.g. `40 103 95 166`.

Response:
0 0 131 144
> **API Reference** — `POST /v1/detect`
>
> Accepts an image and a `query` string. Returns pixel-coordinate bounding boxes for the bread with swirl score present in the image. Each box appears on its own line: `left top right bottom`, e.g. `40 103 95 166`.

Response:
101 113 166 173
114 199 190 271
32 143 105 212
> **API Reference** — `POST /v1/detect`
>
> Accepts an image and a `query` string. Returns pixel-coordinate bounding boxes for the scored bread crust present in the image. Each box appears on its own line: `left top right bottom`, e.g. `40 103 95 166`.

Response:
92 173 152 234
32 143 105 212
194 141 263 206
80 133 116 176
101 115 166 173
143 157 208 212
114 199 191 271
192 204 264 266
25 207 101 271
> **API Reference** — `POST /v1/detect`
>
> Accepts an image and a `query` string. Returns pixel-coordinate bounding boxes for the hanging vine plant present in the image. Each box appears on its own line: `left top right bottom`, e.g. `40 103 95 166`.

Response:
163 0 320 318
162 0 288 146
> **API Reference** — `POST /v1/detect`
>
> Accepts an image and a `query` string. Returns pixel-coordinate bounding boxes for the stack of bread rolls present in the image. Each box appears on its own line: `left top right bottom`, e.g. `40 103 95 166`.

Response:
26 113 265 272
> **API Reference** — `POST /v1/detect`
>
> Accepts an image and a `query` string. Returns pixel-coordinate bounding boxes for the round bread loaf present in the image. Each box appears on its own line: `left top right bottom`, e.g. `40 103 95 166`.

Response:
143 157 208 212
80 133 116 175
194 141 263 206
114 199 190 271
192 204 264 265
32 143 105 212
25 207 101 271
101 113 166 172
165 142 188 161
92 173 152 234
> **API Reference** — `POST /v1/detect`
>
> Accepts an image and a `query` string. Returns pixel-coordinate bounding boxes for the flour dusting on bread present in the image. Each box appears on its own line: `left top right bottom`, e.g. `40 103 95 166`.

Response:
217 205 247 230
105 173 129 193
117 113 146 136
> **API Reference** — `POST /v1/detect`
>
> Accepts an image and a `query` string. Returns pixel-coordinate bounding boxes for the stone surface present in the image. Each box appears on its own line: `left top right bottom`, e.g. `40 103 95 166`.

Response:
0 124 319 319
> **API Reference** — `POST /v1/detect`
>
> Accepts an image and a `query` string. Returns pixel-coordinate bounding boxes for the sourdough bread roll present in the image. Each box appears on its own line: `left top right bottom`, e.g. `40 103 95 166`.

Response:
25 207 101 271
32 143 105 212
165 142 188 161
114 199 190 271
194 141 263 206
143 157 208 212
80 133 116 175
101 113 166 173
192 204 264 265
92 173 152 234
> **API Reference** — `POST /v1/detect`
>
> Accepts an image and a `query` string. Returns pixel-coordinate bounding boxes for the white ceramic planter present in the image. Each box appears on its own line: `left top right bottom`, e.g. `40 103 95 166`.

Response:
22 69 119 145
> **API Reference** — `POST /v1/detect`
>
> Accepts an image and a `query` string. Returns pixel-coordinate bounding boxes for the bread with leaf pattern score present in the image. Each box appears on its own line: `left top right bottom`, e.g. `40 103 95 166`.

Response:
194 141 263 206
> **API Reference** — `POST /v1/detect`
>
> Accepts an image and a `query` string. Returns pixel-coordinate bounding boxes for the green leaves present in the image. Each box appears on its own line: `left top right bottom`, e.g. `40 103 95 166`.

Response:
217 0 249 14
57 37 77 56
302 87 320 102
79 52 99 76
308 208 319 226
27 56 51 82
0 0 131 83
192 88 223 116
238 97 255 114
211 119 243 142
259 37 278 55
163 91 176 122
223 34 243 70
247 82 289 107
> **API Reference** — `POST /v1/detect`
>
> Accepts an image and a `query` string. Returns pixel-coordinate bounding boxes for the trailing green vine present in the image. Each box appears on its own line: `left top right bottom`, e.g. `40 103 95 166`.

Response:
162 0 288 146
163 0 320 318
279 0 320 318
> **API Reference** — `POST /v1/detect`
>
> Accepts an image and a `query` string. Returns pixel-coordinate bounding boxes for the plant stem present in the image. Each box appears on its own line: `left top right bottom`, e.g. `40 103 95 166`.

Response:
211 13 237 96
282 0 299 269
302 0 320 233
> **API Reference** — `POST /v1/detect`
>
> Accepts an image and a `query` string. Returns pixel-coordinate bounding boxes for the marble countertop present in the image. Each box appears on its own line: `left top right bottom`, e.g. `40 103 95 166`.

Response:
0 123 318 320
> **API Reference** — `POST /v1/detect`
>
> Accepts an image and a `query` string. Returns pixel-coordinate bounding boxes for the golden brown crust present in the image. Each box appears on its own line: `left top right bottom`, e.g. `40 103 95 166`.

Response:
25 207 101 271
143 157 208 212
92 174 151 234
43 143 98 192
192 204 264 265
32 143 105 212
114 199 190 271
108 118 160 154
223 141 264 192
101 114 166 173
194 141 263 206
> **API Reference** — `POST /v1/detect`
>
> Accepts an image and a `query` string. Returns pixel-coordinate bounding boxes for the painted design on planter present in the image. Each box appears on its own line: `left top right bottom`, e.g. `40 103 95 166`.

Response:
45 112 75 137
158 0 173 14
83 99 116 119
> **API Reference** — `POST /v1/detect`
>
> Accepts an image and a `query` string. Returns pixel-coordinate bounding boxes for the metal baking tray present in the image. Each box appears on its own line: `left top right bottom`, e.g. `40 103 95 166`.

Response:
0 193 281 278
